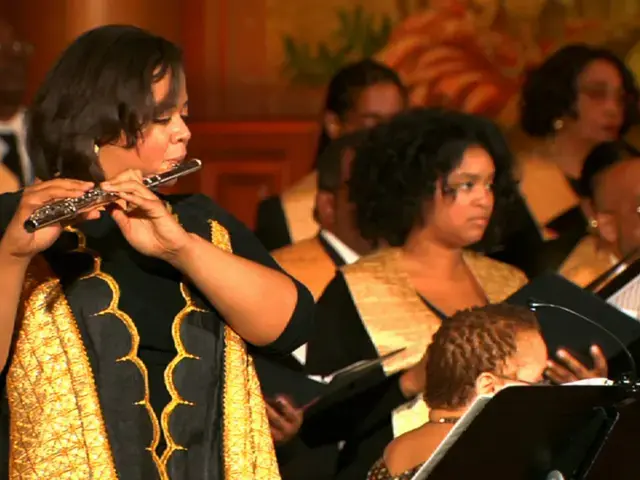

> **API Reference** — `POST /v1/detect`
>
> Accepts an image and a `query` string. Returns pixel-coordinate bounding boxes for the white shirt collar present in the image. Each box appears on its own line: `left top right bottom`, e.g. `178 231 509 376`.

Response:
319 229 360 265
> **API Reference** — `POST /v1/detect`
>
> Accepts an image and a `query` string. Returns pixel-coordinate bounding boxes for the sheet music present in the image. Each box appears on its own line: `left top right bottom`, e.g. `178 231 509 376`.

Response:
607 272 640 319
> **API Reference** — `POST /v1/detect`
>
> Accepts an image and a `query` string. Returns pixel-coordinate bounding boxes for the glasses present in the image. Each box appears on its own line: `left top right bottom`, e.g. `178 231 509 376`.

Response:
494 374 552 386
579 84 631 105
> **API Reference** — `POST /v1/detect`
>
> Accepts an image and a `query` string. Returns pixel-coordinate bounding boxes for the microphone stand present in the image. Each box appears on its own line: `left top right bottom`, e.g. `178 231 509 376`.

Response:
528 300 640 393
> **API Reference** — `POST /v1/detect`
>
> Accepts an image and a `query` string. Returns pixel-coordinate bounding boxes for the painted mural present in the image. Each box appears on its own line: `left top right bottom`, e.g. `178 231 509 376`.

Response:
273 0 640 126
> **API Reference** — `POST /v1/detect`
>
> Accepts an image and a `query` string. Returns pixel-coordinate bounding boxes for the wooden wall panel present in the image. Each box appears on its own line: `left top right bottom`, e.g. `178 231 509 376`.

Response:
168 121 319 228
191 121 318 228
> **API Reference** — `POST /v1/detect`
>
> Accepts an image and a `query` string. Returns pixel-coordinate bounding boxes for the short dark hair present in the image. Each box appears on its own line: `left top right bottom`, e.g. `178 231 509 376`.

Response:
316 59 407 158
348 108 519 247
425 303 540 410
579 141 640 199
520 44 639 137
317 129 369 193
27 24 183 182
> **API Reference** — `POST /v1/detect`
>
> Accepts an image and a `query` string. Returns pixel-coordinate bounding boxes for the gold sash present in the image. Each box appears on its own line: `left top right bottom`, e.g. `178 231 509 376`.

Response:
8 222 279 479
518 153 579 233
281 172 319 244
342 248 527 436
559 235 615 288
272 236 337 300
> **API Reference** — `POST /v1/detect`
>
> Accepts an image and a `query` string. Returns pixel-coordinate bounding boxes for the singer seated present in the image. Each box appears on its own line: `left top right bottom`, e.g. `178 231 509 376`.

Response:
560 141 640 293
254 59 407 251
367 304 549 479
0 25 314 480
272 130 374 300
305 109 531 480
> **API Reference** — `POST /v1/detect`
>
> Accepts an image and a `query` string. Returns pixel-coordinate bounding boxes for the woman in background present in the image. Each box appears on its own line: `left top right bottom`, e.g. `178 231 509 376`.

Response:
254 59 408 250
0 25 313 480
511 44 639 274
367 304 549 479
305 108 529 480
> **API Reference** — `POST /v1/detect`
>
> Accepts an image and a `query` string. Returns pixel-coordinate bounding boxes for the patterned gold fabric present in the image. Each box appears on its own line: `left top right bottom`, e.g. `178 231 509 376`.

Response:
8 254 118 479
342 248 527 436
281 172 319 244
559 235 616 287
9 219 280 480
272 236 336 299
518 153 579 232
212 221 281 480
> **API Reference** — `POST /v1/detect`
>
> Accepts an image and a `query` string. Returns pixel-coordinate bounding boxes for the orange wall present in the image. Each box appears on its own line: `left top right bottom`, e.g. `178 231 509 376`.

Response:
1 0 318 227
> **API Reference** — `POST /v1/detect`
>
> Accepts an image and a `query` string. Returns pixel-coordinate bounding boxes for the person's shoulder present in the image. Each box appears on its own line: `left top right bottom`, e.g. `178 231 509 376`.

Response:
272 237 323 263
465 250 528 286
170 193 240 228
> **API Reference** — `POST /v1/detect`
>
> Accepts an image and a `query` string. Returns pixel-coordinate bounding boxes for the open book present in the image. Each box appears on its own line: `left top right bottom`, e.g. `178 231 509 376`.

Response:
410 378 614 479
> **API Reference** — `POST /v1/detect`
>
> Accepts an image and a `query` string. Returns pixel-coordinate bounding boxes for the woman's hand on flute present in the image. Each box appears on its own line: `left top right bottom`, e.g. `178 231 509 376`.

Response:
101 169 192 262
0 179 95 261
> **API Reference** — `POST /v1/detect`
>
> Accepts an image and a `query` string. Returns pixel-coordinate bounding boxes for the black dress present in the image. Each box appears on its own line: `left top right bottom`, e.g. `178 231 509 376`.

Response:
0 192 314 480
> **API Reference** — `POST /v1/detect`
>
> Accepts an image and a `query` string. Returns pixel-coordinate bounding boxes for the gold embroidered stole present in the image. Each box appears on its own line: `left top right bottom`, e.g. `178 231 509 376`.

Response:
8 254 118 479
9 222 279 480
559 235 615 287
212 221 280 480
272 236 336 300
281 172 319 244
341 249 528 436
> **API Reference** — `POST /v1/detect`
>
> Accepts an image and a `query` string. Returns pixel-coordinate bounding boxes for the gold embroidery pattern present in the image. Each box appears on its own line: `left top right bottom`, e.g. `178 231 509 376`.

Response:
8 255 118 479
159 282 204 467
210 220 280 480
74 228 165 479
342 248 527 437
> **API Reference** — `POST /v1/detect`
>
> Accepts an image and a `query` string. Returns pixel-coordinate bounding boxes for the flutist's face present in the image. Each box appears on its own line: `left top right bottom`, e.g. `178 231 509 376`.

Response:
101 68 191 180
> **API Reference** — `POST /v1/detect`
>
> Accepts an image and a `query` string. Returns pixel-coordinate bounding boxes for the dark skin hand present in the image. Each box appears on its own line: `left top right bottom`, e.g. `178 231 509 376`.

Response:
546 345 609 384
266 395 304 445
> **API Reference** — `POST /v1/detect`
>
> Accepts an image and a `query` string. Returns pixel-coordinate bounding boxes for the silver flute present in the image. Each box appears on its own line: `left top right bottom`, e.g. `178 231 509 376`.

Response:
23 158 202 233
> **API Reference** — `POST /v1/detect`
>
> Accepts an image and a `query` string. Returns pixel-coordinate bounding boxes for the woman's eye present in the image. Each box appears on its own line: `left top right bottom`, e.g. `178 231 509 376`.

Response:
153 117 172 125
459 181 474 191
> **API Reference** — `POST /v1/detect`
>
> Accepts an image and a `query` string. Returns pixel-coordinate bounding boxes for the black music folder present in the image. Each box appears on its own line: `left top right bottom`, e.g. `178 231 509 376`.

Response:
412 383 640 480
506 273 640 377
254 348 406 409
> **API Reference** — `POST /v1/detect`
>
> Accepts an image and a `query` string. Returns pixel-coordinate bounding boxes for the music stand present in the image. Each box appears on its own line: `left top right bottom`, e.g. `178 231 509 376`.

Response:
412 383 640 480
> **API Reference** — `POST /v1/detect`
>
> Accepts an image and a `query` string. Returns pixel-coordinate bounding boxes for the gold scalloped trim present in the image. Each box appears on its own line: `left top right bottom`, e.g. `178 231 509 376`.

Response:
159 282 205 467
72 227 166 479
211 220 280 480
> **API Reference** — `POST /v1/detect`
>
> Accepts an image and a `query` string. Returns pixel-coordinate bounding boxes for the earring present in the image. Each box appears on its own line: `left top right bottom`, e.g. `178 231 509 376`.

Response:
93 143 100 155
553 118 564 131
590 218 599 229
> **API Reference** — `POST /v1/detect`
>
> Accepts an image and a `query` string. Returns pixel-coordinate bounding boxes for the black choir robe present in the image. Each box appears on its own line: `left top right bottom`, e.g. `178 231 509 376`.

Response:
0 191 315 480
258 234 349 480
305 248 527 480
255 172 318 251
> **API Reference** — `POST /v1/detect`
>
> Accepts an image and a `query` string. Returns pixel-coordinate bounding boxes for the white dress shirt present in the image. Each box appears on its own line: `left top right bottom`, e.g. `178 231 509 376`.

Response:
291 229 360 366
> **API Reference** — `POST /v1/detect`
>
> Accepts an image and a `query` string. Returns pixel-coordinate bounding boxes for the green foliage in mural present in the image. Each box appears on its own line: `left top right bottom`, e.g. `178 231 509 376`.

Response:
282 5 394 86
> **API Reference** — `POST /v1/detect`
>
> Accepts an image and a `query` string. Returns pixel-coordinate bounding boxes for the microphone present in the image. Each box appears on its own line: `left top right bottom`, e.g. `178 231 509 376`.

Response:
528 299 637 383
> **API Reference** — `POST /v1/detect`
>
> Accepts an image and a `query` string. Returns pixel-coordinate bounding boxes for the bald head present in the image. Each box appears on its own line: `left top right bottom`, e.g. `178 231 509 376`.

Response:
592 158 640 256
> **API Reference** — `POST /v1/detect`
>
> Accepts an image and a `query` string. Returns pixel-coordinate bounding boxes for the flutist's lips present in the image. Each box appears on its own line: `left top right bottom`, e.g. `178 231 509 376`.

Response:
161 156 186 172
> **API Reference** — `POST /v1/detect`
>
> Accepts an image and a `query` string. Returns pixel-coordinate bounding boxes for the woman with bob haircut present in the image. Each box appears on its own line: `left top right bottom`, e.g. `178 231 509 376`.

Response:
0 25 314 480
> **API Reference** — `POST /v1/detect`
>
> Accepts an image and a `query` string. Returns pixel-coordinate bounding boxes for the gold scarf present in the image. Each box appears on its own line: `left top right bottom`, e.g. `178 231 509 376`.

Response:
8 222 279 479
342 248 527 436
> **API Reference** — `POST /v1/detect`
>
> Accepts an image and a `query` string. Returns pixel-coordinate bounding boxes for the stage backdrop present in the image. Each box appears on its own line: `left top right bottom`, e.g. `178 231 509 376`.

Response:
5 0 640 227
